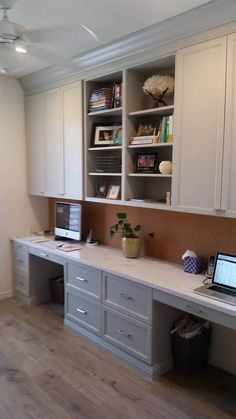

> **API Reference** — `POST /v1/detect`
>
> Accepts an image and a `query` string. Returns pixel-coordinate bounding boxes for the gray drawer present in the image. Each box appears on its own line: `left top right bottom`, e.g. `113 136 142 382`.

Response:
67 263 101 299
102 308 151 363
102 272 152 323
29 247 65 265
13 250 28 272
12 241 28 253
66 291 101 334
14 270 28 293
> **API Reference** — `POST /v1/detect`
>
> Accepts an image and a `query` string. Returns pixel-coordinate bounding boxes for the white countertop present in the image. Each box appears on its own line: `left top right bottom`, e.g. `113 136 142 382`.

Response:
12 236 236 318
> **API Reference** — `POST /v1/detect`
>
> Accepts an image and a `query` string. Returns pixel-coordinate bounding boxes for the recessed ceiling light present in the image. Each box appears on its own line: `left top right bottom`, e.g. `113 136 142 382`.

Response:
15 45 27 53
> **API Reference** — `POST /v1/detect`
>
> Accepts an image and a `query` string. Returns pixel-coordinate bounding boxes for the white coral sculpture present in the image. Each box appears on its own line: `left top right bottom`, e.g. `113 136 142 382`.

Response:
143 75 175 107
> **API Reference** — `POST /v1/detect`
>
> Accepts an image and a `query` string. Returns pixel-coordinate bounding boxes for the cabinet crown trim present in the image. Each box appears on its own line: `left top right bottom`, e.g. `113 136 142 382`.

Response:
20 0 236 94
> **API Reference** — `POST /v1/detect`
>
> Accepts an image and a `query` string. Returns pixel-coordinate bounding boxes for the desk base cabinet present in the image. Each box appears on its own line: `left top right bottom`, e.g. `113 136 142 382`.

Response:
64 261 180 378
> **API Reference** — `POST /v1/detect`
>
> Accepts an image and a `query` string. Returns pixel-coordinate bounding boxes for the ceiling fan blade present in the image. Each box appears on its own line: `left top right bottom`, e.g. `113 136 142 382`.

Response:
21 23 99 44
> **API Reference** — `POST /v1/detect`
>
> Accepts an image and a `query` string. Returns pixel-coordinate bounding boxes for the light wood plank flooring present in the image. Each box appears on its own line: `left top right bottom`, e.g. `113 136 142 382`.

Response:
0 298 236 419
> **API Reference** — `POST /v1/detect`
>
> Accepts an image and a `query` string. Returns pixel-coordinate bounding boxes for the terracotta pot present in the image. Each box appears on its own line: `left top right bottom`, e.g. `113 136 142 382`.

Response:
121 237 142 258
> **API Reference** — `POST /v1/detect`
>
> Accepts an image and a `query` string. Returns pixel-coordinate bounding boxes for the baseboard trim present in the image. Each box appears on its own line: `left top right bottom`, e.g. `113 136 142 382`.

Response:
209 356 236 376
64 317 172 379
0 290 13 300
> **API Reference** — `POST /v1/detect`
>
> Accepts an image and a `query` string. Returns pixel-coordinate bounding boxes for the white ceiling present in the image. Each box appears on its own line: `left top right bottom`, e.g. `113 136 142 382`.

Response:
0 0 212 78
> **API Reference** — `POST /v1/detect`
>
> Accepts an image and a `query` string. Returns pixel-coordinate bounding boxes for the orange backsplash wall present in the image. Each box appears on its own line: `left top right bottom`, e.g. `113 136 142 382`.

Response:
49 199 236 265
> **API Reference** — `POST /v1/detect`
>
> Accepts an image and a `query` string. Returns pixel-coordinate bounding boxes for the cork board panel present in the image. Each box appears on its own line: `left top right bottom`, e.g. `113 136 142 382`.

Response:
49 198 236 266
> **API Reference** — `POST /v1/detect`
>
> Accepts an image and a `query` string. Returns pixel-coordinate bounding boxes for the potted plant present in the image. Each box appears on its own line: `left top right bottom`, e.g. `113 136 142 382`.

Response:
109 212 154 258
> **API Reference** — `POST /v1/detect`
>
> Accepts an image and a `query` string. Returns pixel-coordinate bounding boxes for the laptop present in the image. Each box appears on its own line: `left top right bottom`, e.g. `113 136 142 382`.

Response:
194 252 236 306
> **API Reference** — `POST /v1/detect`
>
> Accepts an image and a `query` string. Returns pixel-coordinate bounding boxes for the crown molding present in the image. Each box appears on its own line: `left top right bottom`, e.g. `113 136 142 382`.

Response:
20 0 236 94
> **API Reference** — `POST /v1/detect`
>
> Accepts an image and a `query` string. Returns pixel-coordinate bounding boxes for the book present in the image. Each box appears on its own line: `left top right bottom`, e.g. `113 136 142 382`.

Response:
130 135 158 145
167 115 173 143
160 116 167 143
156 119 162 143
113 82 122 108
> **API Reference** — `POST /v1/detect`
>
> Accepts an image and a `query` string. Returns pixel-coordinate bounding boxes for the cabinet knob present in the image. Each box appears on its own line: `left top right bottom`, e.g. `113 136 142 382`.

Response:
186 304 203 315
76 276 87 282
76 308 88 314
120 292 133 300
118 329 131 337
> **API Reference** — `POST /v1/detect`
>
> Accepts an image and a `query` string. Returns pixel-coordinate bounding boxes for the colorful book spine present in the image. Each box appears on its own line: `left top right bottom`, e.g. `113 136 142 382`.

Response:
167 115 173 143
160 116 167 143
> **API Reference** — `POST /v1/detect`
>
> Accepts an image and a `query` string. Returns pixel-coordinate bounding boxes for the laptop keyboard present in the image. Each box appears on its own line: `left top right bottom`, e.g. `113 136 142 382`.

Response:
210 285 236 297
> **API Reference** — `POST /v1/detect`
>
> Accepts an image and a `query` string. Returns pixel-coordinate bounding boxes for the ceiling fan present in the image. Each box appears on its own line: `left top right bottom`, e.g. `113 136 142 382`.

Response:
0 0 99 49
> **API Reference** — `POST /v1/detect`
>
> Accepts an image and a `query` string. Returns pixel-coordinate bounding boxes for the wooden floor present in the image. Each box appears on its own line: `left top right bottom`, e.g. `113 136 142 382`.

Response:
0 299 236 419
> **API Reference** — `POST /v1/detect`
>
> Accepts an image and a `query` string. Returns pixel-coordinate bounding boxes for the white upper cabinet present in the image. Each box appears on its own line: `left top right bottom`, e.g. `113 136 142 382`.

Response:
44 89 64 197
172 37 227 215
26 81 83 199
62 82 83 199
221 33 236 217
26 93 46 195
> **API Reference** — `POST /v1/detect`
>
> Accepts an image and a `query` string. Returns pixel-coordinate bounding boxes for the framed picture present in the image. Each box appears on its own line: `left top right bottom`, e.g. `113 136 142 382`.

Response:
92 125 115 147
106 185 120 199
137 119 157 137
135 153 158 173
113 125 122 145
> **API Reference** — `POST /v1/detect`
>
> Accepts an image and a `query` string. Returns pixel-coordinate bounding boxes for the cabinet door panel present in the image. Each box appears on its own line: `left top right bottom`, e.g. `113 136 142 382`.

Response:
221 33 236 217
26 94 46 195
45 89 64 196
62 82 83 199
173 37 226 215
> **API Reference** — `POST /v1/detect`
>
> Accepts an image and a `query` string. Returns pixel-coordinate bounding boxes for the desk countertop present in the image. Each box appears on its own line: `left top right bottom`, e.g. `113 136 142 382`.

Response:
12 236 236 318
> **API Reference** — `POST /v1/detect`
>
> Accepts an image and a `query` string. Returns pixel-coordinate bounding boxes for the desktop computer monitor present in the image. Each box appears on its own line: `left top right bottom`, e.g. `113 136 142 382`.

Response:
55 202 81 241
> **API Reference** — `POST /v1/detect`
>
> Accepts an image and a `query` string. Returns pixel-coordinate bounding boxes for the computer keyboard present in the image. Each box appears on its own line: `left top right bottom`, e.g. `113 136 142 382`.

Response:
210 285 236 297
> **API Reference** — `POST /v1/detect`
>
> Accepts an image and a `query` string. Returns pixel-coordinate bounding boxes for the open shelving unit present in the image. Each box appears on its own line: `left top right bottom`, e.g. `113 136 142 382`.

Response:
84 56 175 208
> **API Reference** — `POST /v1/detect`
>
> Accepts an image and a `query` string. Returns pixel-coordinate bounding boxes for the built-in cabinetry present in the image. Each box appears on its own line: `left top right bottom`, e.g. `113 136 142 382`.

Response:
25 31 236 218
173 34 236 217
26 81 83 199
12 241 63 305
84 56 175 208
64 260 178 376
12 241 29 304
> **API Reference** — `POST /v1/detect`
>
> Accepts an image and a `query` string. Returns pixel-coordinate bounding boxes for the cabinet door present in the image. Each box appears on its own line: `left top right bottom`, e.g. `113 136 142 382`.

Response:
62 82 83 199
26 94 46 195
45 89 64 197
221 33 236 217
172 37 227 215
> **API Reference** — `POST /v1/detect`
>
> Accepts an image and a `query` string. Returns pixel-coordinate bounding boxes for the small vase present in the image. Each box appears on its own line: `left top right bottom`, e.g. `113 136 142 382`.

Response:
121 237 142 258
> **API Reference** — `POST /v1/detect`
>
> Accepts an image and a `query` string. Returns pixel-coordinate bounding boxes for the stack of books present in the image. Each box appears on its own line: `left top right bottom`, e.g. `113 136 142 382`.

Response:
89 87 113 112
158 115 173 144
129 115 173 145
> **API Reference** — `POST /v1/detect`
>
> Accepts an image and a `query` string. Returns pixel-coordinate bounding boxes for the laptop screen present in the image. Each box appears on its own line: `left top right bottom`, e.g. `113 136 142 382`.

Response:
213 253 236 290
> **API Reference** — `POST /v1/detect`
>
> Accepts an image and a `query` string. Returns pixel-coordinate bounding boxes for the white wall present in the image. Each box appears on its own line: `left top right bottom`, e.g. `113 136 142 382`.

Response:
0 76 48 299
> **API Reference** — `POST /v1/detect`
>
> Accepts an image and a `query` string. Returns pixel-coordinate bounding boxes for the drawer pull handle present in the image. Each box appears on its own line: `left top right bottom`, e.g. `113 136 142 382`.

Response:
39 253 49 257
118 329 131 337
120 292 133 300
76 276 87 282
186 305 203 315
76 308 88 314
17 259 24 264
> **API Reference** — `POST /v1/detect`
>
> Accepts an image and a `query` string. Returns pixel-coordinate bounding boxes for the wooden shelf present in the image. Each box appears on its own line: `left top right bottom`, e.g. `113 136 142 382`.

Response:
128 173 172 178
88 107 122 117
86 197 121 204
89 146 122 151
128 143 172 149
128 105 174 117
88 172 122 176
